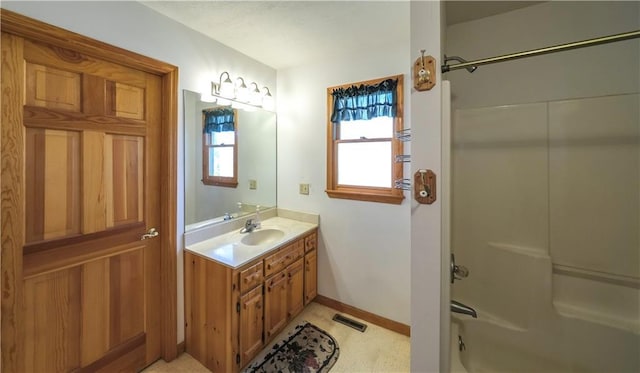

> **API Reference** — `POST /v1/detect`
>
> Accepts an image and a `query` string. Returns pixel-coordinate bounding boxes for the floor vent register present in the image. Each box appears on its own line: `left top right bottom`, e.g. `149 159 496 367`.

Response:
332 314 367 332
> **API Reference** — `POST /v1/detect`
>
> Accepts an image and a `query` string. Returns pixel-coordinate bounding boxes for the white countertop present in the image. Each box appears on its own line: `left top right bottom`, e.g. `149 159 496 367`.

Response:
185 216 318 269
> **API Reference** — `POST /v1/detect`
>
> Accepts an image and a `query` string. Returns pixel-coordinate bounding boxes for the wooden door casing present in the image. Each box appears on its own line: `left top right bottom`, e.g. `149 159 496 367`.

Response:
1 9 178 373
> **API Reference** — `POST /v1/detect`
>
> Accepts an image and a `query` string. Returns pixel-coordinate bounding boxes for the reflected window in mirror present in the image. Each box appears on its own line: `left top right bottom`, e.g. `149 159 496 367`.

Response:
203 108 238 188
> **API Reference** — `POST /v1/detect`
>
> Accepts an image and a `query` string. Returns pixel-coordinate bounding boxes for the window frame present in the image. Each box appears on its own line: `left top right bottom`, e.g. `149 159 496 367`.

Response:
202 108 239 188
325 74 404 204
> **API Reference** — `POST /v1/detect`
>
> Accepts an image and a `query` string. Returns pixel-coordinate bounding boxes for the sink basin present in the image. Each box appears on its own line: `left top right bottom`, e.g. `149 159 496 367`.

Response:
240 229 285 246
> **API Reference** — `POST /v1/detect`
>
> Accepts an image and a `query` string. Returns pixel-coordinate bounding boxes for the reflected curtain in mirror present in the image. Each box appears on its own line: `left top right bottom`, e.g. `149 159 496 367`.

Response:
203 108 238 187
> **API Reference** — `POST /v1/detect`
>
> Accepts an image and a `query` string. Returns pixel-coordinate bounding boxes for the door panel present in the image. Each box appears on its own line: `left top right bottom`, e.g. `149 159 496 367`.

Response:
25 128 81 243
25 63 81 111
81 258 110 365
24 268 82 373
109 248 145 347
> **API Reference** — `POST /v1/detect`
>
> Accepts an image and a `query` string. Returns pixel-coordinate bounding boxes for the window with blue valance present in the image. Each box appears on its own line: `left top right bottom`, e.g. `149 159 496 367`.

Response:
203 108 235 133
330 78 398 123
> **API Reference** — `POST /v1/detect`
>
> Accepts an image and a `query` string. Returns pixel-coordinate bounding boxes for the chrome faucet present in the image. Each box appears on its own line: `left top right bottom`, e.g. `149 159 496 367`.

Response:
451 300 477 318
240 218 258 233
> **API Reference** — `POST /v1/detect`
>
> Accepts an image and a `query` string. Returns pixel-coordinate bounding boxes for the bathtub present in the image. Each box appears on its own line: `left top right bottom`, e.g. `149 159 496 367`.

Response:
449 242 639 373
450 311 639 373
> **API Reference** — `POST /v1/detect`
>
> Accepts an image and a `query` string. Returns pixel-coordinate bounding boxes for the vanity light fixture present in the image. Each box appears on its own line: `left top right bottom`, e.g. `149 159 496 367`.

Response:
216 71 235 98
235 77 250 102
206 72 275 112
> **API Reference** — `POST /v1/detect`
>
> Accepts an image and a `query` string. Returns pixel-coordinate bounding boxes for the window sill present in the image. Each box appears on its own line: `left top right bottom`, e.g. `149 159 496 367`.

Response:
202 180 238 188
325 188 404 205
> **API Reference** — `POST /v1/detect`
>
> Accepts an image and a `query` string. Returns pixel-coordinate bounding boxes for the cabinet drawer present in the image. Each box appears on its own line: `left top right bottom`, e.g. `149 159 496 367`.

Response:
304 232 317 253
240 261 264 294
290 240 304 263
264 246 290 278
264 240 304 278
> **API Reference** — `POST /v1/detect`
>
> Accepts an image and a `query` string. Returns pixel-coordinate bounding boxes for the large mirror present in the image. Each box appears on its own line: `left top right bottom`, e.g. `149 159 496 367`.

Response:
184 90 277 231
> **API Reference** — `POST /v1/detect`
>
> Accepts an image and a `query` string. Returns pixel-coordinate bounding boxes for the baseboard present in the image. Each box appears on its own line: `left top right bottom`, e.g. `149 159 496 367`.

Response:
177 341 185 355
314 294 410 336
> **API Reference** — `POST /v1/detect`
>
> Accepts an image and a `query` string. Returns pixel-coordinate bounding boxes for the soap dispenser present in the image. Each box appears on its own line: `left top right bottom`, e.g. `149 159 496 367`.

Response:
255 205 262 229
236 202 243 218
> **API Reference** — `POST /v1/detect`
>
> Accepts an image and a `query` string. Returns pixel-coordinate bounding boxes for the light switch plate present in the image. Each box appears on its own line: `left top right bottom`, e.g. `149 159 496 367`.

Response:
249 179 257 190
299 183 310 195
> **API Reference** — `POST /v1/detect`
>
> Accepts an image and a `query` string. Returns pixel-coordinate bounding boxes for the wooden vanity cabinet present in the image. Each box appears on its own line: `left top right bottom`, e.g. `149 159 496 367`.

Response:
184 228 318 373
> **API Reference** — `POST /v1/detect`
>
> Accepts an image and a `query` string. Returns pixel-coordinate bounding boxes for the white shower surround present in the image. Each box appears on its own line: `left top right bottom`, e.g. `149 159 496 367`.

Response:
447 2 639 371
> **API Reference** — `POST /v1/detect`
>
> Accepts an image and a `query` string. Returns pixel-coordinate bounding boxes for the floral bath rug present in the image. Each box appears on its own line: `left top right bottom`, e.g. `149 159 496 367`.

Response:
243 321 340 373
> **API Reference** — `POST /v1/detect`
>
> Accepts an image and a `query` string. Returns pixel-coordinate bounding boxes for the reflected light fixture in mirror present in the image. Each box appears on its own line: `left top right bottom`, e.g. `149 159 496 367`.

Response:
208 71 275 112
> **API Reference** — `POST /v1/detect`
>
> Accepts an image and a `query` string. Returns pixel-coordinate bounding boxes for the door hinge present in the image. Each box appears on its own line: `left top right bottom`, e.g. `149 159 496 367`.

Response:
236 353 240 365
262 330 265 342
236 302 240 313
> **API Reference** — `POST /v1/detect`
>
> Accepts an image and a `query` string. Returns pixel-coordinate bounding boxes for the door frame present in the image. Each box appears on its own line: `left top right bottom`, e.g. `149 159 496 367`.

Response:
0 9 178 371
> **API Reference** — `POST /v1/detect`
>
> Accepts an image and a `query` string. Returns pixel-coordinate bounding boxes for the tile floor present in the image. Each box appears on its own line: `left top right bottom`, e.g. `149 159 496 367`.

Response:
143 302 411 372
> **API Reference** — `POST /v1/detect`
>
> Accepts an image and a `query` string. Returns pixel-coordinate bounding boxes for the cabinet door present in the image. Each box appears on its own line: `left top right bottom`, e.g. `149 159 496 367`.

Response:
264 271 288 339
239 285 263 365
287 258 304 318
304 250 317 305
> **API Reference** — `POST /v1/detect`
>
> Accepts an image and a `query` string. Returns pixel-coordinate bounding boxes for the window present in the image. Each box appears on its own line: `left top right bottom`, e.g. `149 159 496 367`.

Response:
326 75 404 204
202 108 238 187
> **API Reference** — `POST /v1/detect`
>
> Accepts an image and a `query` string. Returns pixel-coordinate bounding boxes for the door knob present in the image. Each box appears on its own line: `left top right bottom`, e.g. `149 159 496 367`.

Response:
141 228 159 240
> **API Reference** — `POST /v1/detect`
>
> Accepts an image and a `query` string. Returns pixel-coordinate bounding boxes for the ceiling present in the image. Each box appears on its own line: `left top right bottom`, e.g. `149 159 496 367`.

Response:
141 1 543 70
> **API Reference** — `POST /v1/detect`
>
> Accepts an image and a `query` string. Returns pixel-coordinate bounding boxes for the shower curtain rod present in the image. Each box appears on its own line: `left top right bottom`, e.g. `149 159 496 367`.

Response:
442 30 640 73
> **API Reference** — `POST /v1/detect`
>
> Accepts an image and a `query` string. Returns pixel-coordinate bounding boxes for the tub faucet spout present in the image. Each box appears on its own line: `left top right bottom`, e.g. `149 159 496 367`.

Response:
451 300 477 318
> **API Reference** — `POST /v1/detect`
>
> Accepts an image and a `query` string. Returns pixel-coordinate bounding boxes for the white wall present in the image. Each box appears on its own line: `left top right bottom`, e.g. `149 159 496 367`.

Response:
1 0 277 344
276 4 412 325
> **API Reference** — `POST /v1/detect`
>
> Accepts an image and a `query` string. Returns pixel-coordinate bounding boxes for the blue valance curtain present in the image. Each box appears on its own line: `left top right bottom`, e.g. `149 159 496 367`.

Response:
330 78 398 123
203 108 235 133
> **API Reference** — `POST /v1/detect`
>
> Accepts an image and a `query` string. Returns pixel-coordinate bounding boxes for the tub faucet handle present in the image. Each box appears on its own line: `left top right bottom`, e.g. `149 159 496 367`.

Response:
454 264 469 279
451 253 470 283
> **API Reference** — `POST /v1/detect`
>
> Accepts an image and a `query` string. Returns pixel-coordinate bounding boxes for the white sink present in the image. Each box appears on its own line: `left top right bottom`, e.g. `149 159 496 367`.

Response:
240 229 285 246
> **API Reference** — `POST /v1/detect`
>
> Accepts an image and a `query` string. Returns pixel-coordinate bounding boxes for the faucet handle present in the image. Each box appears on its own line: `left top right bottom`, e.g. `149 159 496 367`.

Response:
454 264 469 279
451 253 470 283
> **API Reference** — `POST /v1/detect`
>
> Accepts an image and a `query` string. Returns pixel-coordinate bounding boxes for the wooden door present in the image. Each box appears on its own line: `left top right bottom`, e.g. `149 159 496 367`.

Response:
287 258 304 318
304 250 318 305
1 10 177 372
239 285 264 365
264 271 288 339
